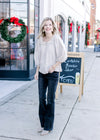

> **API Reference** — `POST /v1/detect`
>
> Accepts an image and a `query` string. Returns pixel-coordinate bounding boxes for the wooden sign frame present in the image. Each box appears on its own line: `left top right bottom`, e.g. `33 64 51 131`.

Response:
56 52 84 101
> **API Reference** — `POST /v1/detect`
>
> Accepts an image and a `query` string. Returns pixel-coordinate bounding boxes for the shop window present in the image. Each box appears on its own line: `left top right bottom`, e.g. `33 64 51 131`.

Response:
0 0 27 71
0 0 40 79
68 32 73 51
0 0 9 2
55 15 65 42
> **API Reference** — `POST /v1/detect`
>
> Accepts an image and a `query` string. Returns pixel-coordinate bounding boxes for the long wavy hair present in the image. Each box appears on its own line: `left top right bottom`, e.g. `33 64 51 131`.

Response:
38 17 58 38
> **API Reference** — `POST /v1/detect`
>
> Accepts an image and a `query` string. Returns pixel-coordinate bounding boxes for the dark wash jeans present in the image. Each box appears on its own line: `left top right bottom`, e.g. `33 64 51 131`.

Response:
38 71 59 131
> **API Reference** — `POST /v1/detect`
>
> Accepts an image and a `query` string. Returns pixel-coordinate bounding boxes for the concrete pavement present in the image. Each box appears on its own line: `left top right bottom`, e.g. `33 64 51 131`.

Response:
0 48 100 140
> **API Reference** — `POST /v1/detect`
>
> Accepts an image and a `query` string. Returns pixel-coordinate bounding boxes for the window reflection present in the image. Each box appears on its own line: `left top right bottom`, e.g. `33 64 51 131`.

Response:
0 36 10 69
0 0 27 71
68 32 73 52
30 0 35 70
0 36 10 48
10 1 27 69
10 3 27 24
11 48 27 70
30 0 34 51
0 49 10 70
34 0 39 6
76 32 78 48
11 0 27 2
0 0 9 2
10 30 27 49
0 3 10 19
76 32 79 52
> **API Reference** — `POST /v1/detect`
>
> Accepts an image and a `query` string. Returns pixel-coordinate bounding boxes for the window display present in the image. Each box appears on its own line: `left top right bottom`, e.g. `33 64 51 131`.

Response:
0 0 39 79
0 1 28 71
0 48 10 70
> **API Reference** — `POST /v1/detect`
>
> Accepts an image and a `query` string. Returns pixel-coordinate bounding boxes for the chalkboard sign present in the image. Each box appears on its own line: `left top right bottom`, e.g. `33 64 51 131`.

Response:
60 57 81 85
56 52 84 101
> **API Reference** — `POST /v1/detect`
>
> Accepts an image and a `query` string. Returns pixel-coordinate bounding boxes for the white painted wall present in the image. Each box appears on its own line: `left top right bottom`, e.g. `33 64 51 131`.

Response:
39 0 91 51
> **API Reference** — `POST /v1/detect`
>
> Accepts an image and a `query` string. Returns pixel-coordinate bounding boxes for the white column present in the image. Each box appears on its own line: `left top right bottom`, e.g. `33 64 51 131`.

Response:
65 20 69 51
73 22 76 52
40 0 54 24
40 0 45 23
48 0 54 17
79 25 82 51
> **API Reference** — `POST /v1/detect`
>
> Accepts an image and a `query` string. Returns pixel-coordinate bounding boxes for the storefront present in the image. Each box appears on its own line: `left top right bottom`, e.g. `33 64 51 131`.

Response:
0 0 40 80
55 15 65 42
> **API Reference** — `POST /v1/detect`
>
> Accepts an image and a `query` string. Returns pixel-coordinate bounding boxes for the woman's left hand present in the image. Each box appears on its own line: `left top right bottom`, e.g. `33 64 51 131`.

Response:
48 65 55 73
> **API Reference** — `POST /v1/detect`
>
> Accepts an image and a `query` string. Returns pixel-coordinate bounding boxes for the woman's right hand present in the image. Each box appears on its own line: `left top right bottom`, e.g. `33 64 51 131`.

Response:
34 72 38 80
34 66 39 80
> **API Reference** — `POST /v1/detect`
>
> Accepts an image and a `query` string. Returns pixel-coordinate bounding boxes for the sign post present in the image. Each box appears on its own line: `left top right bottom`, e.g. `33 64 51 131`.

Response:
56 52 84 101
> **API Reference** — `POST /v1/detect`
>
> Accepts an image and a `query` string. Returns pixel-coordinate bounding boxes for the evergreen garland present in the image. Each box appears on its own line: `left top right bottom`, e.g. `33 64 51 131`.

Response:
68 16 73 33
68 16 71 26
82 25 84 32
0 17 27 43
76 21 80 33
76 21 79 32
85 22 90 46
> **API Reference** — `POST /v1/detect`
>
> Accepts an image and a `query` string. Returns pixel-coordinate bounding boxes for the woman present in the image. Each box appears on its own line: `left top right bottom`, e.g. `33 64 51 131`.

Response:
34 17 67 136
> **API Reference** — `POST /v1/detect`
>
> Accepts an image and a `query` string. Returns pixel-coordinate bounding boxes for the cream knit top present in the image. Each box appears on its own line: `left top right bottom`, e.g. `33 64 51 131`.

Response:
34 34 67 74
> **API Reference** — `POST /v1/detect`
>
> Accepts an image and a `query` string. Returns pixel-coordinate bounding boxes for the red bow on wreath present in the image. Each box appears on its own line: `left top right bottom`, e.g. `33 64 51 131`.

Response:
10 17 23 26
0 18 4 24
0 17 28 33
10 17 28 33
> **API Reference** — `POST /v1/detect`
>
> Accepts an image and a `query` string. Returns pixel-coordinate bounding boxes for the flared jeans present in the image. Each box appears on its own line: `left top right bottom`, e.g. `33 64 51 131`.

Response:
38 71 59 131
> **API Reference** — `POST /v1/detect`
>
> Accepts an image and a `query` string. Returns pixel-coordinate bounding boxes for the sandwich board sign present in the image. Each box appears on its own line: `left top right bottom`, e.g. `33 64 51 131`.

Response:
56 52 84 101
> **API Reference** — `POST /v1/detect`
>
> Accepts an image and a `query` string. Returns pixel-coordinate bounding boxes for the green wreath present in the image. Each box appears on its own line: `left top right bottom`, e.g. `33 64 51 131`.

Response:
0 18 27 43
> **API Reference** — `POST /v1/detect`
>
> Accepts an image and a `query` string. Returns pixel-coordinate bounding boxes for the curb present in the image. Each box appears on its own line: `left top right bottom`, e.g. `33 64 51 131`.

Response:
0 80 37 106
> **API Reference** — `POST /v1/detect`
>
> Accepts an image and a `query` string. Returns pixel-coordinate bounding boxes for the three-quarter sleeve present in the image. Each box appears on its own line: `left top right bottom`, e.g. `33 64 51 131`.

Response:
34 39 40 67
55 35 67 63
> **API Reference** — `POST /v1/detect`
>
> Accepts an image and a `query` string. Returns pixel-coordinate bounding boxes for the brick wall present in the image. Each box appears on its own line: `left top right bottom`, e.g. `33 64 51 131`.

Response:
90 0 96 45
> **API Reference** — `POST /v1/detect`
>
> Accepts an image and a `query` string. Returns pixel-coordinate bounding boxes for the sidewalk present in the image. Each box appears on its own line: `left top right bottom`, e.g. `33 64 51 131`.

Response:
0 48 100 140
0 79 33 106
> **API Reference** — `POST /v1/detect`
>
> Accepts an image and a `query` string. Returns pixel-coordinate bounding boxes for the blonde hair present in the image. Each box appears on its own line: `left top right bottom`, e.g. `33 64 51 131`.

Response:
38 17 58 38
